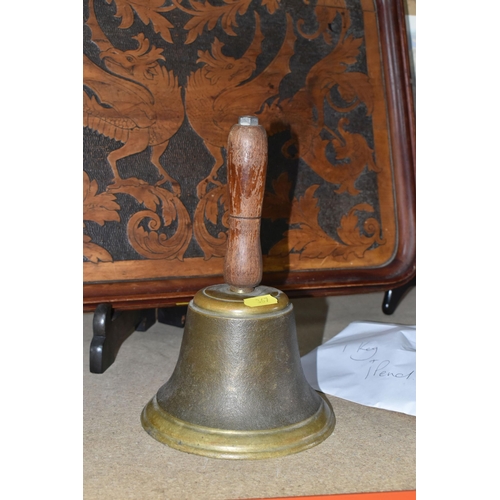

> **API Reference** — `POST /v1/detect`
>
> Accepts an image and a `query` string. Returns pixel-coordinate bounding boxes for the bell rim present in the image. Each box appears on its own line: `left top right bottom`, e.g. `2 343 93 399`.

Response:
141 393 335 460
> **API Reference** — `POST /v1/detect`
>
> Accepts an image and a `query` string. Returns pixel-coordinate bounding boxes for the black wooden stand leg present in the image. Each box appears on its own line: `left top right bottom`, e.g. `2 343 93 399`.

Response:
157 305 189 328
90 304 156 374
382 277 416 315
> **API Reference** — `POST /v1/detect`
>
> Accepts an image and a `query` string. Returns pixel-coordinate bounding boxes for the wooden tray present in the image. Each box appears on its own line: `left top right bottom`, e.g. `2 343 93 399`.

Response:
83 0 415 311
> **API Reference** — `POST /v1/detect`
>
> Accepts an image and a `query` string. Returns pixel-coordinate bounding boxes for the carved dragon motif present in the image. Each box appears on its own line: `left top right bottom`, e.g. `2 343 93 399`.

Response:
83 0 192 261
83 0 184 194
259 21 377 196
185 12 296 198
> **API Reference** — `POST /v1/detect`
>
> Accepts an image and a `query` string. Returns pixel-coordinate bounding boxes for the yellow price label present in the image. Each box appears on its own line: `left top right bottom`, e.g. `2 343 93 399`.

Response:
243 294 278 307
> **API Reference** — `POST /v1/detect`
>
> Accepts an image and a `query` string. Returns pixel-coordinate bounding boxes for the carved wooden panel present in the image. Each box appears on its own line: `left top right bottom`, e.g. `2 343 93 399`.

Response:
83 0 415 310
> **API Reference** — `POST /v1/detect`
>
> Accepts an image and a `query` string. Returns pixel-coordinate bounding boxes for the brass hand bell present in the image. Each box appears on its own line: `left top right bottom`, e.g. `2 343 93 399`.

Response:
141 116 335 459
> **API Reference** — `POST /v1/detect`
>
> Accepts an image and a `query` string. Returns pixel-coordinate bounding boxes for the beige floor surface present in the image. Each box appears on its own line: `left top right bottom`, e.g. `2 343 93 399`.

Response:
84 288 416 500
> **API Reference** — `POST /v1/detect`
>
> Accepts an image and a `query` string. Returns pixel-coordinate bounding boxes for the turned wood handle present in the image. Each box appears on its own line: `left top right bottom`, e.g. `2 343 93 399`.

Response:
224 116 268 292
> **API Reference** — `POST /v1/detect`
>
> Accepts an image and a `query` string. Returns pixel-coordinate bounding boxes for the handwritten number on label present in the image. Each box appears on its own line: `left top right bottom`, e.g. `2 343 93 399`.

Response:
244 294 278 307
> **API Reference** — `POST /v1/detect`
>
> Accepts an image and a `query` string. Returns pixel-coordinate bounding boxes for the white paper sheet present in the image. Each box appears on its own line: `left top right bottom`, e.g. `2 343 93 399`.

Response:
301 322 416 416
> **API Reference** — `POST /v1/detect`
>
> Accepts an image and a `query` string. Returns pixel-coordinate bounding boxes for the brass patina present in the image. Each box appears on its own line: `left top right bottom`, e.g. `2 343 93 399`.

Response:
141 284 335 459
141 117 335 459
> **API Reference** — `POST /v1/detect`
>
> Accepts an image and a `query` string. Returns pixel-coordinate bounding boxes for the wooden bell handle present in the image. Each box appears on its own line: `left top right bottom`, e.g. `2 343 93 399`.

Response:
223 116 268 292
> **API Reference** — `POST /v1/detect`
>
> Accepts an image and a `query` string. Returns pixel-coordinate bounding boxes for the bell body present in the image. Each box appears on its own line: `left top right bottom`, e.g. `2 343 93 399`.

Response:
141 284 335 459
